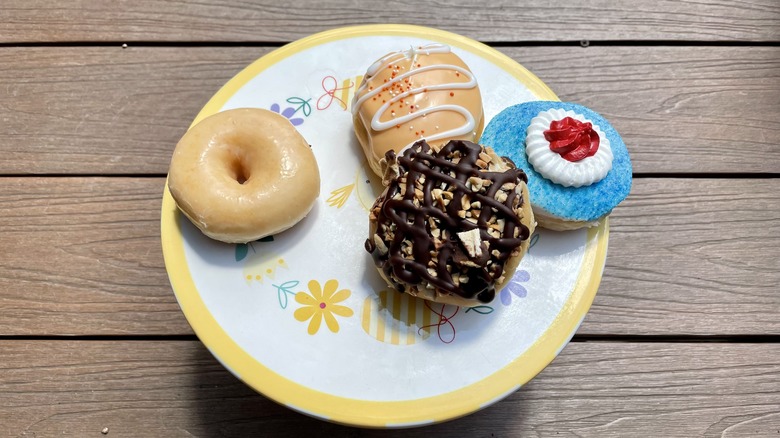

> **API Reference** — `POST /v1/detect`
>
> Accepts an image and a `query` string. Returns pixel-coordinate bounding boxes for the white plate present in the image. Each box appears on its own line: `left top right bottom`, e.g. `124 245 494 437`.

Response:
161 25 608 428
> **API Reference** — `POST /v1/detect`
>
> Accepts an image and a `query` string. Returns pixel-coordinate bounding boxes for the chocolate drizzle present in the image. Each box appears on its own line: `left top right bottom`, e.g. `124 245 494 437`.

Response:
366 140 531 303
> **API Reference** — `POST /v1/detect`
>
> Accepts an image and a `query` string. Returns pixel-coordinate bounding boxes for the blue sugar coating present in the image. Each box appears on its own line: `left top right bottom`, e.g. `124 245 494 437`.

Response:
481 101 632 222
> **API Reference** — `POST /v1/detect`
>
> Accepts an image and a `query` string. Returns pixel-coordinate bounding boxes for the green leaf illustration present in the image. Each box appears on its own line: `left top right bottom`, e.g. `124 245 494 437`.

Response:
465 305 494 314
286 97 312 117
273 280 300 309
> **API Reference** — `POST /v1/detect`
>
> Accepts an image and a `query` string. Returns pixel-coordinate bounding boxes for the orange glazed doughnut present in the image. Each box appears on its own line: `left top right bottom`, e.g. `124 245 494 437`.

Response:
168 108 320 243
352 43 484 177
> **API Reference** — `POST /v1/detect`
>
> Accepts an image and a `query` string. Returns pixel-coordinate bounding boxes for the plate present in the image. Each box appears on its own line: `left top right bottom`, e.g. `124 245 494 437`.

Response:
161 24 608 428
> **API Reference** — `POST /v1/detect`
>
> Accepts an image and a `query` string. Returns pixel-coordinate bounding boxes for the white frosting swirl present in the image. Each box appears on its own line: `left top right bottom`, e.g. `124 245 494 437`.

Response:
352 43 478 151
526 109 613 187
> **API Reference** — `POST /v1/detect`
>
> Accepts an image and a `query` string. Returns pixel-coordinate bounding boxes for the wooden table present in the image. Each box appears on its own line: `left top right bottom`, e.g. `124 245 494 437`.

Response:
2 2 779 436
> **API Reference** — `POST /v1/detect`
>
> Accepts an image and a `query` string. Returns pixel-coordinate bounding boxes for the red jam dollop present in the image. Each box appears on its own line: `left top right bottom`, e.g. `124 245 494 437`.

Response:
543 117 600 162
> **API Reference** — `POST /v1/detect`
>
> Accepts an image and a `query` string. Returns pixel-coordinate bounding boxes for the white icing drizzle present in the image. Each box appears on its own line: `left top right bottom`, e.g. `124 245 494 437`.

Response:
526 109 613 188
352 43 478 151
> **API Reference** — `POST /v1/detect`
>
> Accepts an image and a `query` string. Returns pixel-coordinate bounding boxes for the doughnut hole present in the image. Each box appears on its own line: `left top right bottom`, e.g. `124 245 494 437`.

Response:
221 136 255 186
207 137 250 186
230 154 251 185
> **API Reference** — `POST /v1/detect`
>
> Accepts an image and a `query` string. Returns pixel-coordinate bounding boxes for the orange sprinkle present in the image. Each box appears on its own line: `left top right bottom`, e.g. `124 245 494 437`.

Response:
396 124 400 129
417 63 421 67
421 130 425 134
369 86 374 90
415 132 419 135
456 72 460 77
450 92 454 97
382 100 386 103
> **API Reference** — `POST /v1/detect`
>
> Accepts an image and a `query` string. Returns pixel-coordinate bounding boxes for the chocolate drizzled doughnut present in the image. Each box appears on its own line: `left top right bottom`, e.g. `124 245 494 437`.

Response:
366 139 532 304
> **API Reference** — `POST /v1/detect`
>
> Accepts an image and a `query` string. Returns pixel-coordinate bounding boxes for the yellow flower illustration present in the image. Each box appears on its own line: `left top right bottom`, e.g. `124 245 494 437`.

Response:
294 279 354 335
326 183 354 208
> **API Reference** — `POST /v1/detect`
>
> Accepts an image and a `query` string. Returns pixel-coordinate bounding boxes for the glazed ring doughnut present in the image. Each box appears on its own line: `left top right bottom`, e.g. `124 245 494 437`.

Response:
168 108 320 243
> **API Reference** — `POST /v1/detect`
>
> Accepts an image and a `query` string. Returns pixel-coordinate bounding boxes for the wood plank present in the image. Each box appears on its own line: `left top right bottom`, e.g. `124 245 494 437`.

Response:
0 177 179 335
0 46 777 175
0 177 777 336
0 46 269 175
590 177 780 335
1 0 778 43
519 47 780 174
1 340 778 436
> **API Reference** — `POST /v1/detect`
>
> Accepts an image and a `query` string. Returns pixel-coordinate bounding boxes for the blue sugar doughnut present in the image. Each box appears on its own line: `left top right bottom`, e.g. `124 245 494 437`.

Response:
481 101 632 223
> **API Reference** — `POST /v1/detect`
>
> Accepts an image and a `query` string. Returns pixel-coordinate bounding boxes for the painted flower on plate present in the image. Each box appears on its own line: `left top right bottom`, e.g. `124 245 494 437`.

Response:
500 269 530 306
294 279 353 334
270 103 305 126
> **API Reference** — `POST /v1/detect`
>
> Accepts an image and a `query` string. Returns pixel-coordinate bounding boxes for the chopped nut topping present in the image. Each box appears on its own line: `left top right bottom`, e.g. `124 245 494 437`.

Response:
382 159 401 186
366 140 531 304
461 195 471 210
373 234 388 255
467 176 483 192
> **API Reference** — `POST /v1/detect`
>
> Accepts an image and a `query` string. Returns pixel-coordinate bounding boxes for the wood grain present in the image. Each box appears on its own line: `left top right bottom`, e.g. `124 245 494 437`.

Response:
0 177 777 337
1 0 778 43
0 46 777 175
1 340 778 436
590 177 780 335
0 177 176 335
